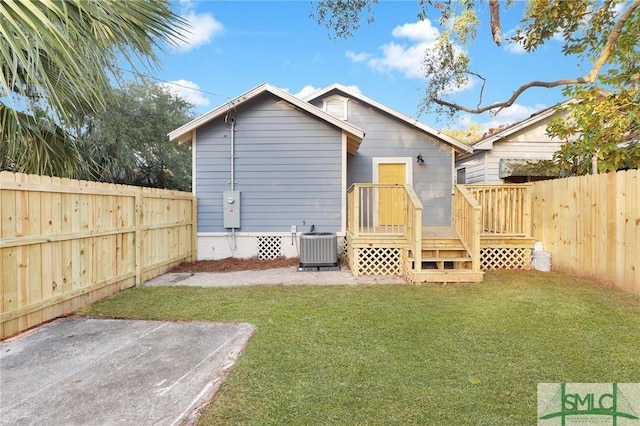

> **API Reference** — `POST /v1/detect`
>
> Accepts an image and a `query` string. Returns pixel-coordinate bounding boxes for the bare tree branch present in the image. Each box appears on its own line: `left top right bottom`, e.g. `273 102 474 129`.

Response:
466 71 486 109
434 0 640 114
489 0 501 46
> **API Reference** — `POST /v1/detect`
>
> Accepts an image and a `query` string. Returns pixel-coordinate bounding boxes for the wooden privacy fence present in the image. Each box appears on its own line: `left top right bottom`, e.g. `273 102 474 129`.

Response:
531 169 639 294
1 172 196 339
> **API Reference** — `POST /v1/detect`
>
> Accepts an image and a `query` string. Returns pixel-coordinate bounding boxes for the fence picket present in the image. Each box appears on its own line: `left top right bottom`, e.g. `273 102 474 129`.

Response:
532 169 639 294
1 172 196 339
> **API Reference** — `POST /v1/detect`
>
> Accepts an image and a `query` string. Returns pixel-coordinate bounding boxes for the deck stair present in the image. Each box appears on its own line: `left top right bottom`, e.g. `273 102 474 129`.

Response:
420 239 473 270
406 228 484 283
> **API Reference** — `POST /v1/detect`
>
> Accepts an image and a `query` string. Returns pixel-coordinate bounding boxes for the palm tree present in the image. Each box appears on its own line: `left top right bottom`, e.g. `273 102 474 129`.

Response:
0 0 188 176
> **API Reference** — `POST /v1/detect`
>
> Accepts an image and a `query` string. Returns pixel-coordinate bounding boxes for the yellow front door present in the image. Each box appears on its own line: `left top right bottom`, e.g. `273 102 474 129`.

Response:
378 163 406 226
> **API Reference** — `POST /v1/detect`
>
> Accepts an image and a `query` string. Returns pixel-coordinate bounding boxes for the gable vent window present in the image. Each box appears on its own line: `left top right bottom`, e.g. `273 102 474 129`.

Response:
324 97 347 120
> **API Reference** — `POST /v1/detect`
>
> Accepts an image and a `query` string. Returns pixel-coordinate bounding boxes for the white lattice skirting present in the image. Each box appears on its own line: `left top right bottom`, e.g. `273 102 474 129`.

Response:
257 236 283 260
349 247 402 276
481 247 532 270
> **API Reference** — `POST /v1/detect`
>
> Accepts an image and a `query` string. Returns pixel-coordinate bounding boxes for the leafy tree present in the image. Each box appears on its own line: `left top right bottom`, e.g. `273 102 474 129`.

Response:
76 80 194 191
314 0 640 175
1 0 188 177
443 120 485 144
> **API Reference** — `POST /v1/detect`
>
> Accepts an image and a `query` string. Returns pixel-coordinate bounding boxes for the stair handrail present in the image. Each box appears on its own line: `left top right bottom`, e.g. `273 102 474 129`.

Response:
454 184 481 272
403 184 423 273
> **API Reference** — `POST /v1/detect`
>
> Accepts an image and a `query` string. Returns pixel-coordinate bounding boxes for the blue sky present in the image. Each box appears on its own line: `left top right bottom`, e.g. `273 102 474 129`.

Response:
144 0 583 132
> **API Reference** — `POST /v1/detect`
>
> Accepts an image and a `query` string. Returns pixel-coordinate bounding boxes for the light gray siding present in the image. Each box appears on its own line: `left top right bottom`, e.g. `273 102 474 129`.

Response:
484 143 564 182
483 135 566 183
456 152 487 184
196 94 343 233
327 98 455 227
457 114 569 184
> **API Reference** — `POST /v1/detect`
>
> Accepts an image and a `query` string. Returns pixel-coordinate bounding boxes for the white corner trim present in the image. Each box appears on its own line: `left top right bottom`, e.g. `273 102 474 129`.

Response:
191 129 197 195
341 132 347 234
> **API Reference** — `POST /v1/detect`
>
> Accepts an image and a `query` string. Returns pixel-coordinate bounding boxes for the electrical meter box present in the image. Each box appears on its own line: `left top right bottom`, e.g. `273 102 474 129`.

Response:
223 191 240 228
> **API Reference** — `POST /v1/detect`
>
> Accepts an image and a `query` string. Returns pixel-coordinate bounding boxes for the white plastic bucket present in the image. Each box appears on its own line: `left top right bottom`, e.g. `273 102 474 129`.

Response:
532 251 551 272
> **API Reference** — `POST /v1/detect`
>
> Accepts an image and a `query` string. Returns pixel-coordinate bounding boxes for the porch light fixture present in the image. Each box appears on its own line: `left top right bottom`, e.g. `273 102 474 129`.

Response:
417 153 424 164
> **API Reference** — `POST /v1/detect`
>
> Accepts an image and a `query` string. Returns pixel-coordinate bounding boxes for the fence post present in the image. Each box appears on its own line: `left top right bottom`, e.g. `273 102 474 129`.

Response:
191 196 198 262
135 187 143 286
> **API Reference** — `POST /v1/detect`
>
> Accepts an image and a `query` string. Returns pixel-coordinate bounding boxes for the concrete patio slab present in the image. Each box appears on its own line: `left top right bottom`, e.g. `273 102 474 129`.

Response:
144 266 407 287
0 317 254 426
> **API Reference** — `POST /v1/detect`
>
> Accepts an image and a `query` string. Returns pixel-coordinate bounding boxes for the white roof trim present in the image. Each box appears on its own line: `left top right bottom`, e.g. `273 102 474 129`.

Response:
472 99 576 150
305 83 472 154
168 83 365 144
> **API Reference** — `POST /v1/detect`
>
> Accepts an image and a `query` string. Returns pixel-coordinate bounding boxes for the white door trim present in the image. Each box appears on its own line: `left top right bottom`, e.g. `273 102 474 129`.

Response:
372 157 413 184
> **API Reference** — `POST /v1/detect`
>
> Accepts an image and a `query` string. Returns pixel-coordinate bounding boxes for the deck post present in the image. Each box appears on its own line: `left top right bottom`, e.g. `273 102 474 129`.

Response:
471 207 481 272
522 184 532 236
414 208 422 273
353 184 360 238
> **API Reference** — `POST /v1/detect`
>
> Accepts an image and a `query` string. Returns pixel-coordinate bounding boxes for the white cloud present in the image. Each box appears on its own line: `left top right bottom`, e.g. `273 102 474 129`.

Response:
159 80 210 107
504 39 527 55
369 21 441 79
343 85 361 94
346 50 371 63
503 28 527 55
368 42 430 79
346 19 449 80
456 114 475 128
441 73 478 95
293 85 319 98
484 103 548 128
451 103 548 137
172 11 224 52
391 20 440 42
291 84 361 99
505 24 568 54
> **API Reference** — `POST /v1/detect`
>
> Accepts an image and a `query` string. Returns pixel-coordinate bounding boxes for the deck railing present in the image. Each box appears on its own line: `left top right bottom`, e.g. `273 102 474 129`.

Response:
347 184 423 268
464 184 532 235
454 185 481 272
348 184 403 236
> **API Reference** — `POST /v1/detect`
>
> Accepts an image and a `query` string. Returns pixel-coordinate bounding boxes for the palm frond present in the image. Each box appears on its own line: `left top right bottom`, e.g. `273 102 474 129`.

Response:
0 0 189 176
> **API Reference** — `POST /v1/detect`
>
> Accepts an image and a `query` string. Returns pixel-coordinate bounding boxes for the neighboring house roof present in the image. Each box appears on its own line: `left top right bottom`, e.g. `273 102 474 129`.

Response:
471 99 576 151
304 83 473 154
168 83 366 150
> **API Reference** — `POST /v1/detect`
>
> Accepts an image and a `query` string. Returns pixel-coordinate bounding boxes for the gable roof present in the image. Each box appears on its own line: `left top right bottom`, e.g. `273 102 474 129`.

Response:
304 83 473 154
472 100 575 151
168 83 365 148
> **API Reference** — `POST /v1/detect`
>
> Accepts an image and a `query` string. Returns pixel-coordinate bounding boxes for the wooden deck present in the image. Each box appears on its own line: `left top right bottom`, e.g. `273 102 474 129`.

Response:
346 184 536 283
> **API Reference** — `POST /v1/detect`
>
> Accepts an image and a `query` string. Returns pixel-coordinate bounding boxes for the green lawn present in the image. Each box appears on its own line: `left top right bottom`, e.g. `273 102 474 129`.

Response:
76 270 640 425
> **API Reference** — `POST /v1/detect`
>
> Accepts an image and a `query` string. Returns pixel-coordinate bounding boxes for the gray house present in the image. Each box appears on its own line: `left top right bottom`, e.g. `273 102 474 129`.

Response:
455 102 573 184
169 83 472 261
